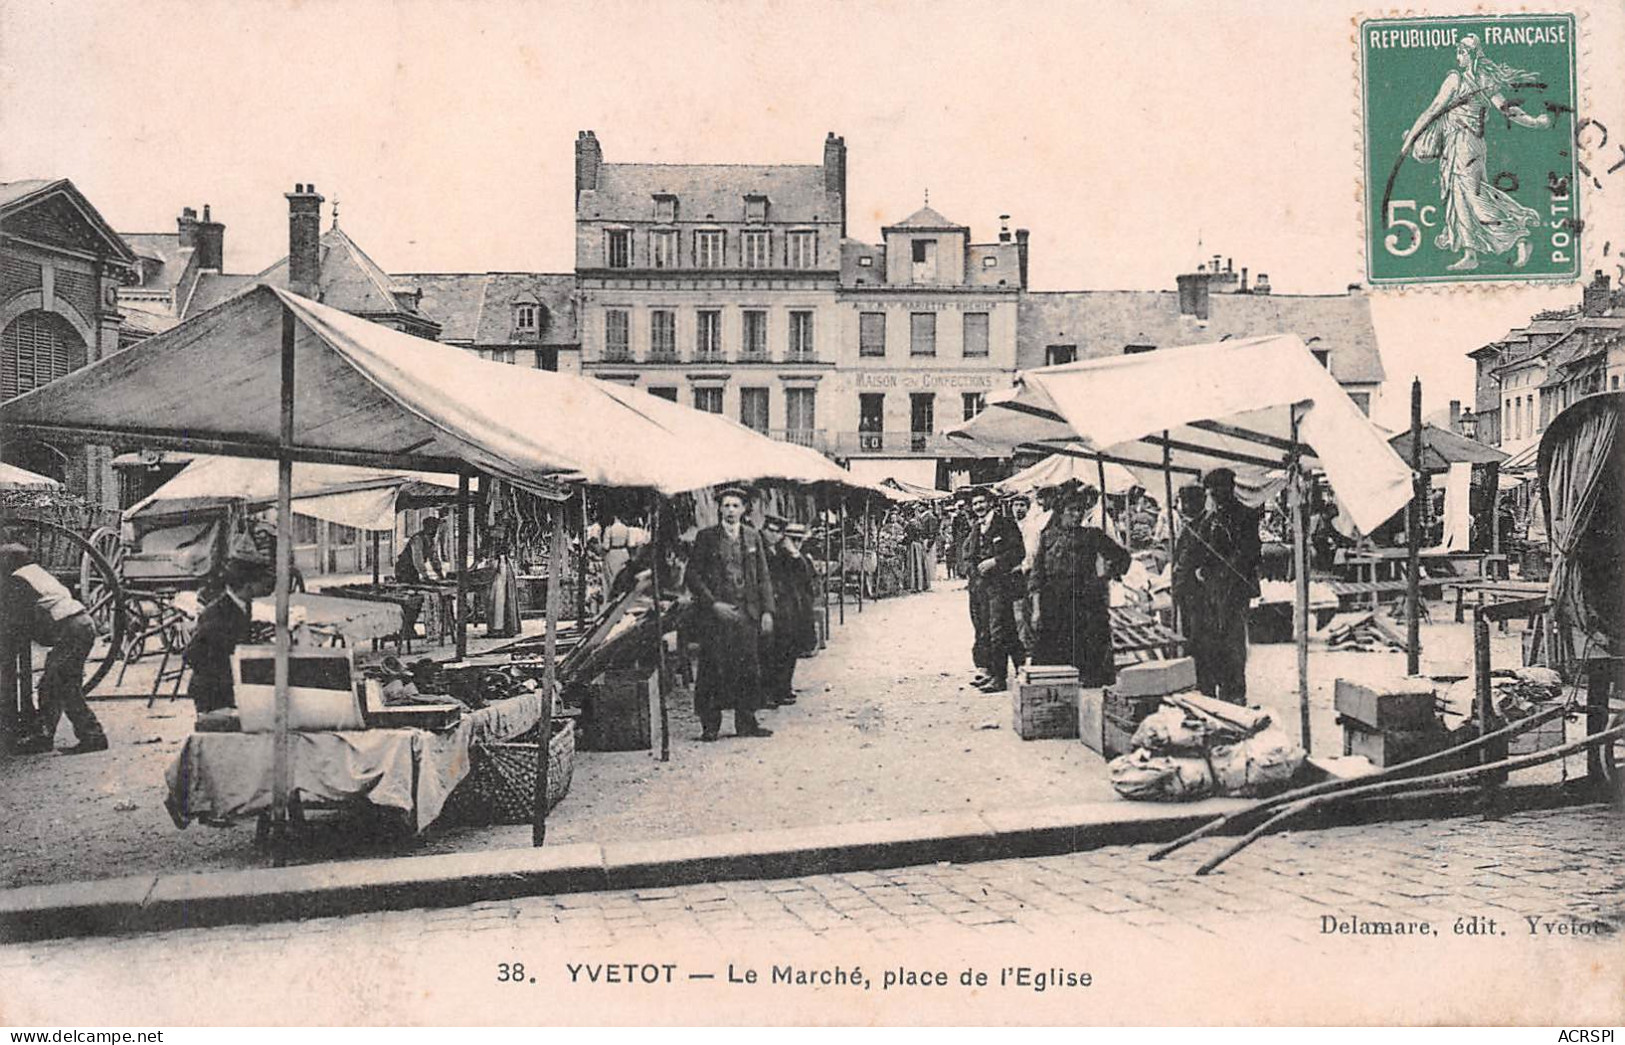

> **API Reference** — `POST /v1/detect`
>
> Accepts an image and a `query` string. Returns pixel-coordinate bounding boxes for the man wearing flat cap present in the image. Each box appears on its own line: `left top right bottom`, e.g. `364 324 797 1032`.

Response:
686 486 776 740
1188 468 1262 704
2 543 109 754
762 519 818 707
186 552 274 717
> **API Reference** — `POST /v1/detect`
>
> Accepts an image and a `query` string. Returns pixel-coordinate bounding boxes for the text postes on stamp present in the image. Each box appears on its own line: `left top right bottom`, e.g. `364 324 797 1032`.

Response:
1362 14 1579 285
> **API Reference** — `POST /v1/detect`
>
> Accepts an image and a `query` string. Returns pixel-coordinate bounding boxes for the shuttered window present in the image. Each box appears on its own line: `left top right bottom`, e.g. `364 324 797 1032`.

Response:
1 310 86 401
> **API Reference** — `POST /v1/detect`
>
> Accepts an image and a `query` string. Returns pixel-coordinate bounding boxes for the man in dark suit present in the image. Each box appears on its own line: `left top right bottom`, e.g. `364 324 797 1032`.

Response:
1189 468 1262 704
965 490 1026 691
686 487 776 741
762 519 818 707
186 555 272 717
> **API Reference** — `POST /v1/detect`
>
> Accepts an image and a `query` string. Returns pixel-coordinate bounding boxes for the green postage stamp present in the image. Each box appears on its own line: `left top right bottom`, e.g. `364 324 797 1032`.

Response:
1361 13 1579 285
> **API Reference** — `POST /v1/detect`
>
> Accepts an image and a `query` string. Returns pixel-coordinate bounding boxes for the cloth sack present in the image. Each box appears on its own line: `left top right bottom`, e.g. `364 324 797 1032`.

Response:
1108 748 1213 801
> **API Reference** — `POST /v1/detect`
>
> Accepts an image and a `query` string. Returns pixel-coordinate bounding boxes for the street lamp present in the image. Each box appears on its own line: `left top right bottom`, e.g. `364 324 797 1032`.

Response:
1458 407 1478 440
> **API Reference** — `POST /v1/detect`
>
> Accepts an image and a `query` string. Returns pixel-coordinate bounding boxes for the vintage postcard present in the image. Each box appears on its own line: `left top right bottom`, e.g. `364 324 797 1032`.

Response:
0 0 1622 1030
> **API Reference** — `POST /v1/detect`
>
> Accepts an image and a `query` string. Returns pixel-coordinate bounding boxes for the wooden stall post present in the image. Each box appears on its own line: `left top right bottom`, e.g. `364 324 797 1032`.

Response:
532 499 563 846
838 496 847 626
575 487 589 624
820 487 831 648
1096 455 1109 532
858 498 868 613
271 303 298 860
456 473 470 662
649 491 670 762
1407 378 1423 676
1290 406 1312 755
1163 433 1176 627
371 532 381 585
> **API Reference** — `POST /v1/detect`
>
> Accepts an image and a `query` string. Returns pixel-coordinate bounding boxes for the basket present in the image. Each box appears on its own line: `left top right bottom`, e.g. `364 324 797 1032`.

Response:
443 718 575 826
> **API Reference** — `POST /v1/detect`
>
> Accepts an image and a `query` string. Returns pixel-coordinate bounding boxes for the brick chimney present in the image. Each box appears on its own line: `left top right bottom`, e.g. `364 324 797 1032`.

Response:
1448 399 1461 432
824 132 847 236
176 206 199 248
575 131 602 203
998 214 1011 244
284 183 324 299
1176 271 1211 319
194 203 225 270
1582 270 1613 315
1015 228 1030 290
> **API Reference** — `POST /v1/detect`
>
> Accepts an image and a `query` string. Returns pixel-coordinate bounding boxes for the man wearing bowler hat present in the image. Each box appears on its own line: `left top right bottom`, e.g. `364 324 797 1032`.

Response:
686 486 776 740
1189 468 1262 704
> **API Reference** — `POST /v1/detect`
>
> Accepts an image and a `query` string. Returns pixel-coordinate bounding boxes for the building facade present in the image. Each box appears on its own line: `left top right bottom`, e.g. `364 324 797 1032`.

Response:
1 179 137 507
574 131 846 443
1466 271 1624 454
832 208 1025 487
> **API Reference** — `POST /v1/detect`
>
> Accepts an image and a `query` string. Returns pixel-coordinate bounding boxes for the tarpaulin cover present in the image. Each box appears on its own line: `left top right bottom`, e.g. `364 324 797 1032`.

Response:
1385 423 1508 474
997 453 1139 496
0 462 60 490
1 285 861 498
1538 392 1624 660
947 335 1412 535
125 454 458 530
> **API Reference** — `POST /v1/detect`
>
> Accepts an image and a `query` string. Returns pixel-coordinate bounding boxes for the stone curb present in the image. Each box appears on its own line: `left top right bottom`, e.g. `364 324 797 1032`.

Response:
0 781 1597 943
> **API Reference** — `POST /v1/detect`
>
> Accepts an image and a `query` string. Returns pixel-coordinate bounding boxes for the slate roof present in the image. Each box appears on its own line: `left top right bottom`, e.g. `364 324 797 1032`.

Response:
0 178 137 265
400 272 578 346
122 233 194 293
580 164 839 224
1018 289 1386 385
884 205 965 231
182 273 255 318
246 225 423 319
0 179 56 209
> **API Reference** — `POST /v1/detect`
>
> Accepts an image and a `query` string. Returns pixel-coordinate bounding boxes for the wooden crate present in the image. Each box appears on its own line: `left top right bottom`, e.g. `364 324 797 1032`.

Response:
1334 678 1437 731
1103 710 1140 760
580 668 656 751
1078 687 1106 756
1011 667 1080 740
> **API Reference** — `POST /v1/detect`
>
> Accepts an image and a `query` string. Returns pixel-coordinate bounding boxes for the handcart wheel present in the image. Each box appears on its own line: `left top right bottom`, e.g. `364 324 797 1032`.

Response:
1 517 127 696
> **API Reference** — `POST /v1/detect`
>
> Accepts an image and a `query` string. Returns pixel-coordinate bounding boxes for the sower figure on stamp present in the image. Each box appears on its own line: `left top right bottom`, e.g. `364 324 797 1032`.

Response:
686 487 775 741
1401 33 1551 272
966 490 1025 692
1187 469 1262 705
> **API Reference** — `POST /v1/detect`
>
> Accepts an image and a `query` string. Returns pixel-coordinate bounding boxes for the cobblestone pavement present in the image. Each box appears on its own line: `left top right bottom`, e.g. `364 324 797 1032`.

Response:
4 803 1619 1023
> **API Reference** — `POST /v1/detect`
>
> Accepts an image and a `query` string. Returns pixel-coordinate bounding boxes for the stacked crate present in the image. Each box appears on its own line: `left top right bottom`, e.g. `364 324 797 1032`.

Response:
1011 665 1082 740
1334 678 1444 767
1086 657 1200 758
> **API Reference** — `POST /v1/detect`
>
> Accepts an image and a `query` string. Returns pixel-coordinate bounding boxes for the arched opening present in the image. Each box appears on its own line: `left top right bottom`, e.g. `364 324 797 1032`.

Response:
2 308 87 401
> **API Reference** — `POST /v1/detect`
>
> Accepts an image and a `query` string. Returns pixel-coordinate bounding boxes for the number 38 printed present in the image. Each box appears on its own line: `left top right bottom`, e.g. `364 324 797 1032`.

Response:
1383 200 1439 257
497 962 527 983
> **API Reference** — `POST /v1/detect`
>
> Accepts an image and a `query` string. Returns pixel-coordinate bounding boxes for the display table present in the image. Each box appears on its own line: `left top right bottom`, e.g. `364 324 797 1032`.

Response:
164 690 543 831
171 591 407 646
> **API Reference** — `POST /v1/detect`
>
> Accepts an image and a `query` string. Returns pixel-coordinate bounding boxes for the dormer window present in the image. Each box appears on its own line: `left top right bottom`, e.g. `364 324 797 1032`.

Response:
744 193 769 224
515 304 538 331
653 193 678 223
857 256 873 268
983 256 998 268
513 294 542 336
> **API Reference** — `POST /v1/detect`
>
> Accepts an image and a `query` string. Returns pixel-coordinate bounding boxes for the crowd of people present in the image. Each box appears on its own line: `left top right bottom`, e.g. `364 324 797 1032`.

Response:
951 468 1262 705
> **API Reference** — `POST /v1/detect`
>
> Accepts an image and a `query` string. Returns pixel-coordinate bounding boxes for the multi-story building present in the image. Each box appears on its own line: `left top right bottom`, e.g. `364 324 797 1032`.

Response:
573 130 846 444
1 178 137 507
1466 271 1623 454
1019 258 1386 417
833 207 1026 487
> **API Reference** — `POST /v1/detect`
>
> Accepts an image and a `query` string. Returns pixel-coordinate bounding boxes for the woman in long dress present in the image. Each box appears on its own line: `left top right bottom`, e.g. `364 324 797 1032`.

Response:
1029 490 1132 686
1401 33 1553 272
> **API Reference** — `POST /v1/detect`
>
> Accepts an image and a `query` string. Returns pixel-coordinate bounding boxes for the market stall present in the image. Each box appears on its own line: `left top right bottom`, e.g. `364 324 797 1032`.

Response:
2 283 882 851
948 333 1414 752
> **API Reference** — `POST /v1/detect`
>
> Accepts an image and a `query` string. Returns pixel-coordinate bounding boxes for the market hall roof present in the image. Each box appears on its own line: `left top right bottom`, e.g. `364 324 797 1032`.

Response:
578 163 839 223
0 284 860 498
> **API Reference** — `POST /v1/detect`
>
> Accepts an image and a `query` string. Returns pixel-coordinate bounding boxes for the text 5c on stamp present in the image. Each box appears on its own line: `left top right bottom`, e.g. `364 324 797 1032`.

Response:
1361 13 1579 285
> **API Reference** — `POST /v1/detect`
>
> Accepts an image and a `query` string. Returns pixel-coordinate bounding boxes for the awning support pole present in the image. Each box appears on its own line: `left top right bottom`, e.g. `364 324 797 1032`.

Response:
575 487 589 624
533 499 563 846
1407 378 1423 676
271 304 297 864
1163 432 1176 629
1290 405 1312 755
370 531 381 586
821 487 830 648
456 473 470 661
1096 455 1108 532
838 496 846 627
650 491 670 762
858 499 868 613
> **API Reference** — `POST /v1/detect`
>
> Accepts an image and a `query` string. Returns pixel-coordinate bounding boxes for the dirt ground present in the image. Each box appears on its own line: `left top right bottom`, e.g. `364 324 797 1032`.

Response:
0 579 1574 890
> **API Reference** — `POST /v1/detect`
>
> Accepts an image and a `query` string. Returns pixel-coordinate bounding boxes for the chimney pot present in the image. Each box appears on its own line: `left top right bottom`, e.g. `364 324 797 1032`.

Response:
285 182 325 297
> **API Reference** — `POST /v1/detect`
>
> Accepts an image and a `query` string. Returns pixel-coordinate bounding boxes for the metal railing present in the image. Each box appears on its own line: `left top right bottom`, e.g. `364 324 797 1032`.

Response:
832 431 961 455
767 428 829 451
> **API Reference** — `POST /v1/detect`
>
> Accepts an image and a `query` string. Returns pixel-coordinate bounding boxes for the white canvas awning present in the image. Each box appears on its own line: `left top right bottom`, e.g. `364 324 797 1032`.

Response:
948 335 1412 535
125 455 458 531
1 285 859 498
996 452 1139 496
0 462 61 490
